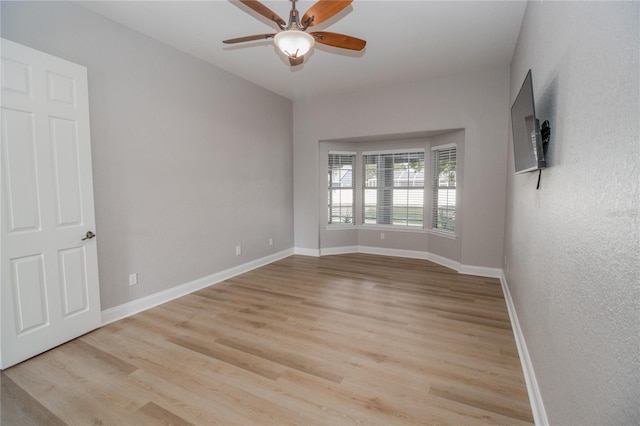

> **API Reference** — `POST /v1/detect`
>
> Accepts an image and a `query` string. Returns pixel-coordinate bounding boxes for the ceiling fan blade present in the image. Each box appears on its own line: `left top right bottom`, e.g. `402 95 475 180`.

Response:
302 0 352 27
239 0 286 27
289 56 304 66
223 34 276 44
311 31 366 51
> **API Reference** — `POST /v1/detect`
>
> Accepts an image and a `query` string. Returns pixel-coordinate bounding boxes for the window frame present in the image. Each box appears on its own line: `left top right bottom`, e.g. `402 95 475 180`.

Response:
327 151 356 226
362 149 426 228
431 143 457 234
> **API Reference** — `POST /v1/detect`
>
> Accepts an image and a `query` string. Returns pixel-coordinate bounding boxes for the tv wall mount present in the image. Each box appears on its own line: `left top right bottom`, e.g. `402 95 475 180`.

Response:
537 120 551 189
541 120 551 156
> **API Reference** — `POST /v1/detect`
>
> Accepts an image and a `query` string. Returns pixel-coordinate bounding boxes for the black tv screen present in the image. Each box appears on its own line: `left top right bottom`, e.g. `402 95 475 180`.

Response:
511 70 545 174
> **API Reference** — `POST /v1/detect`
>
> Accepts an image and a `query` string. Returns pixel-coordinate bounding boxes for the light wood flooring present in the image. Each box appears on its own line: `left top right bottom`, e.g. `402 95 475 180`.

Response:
1 253 534 425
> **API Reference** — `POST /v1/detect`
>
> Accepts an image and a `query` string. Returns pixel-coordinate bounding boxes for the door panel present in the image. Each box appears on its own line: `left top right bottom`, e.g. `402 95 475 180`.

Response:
1 57 32 96
50 116 82 227
47 71 77 106
10 254 48 334
1 38 101 369
1 108 40 233
58 246 89 317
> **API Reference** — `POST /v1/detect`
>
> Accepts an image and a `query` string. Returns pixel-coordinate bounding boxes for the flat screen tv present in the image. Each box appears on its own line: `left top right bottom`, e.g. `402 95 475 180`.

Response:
511 69 546 174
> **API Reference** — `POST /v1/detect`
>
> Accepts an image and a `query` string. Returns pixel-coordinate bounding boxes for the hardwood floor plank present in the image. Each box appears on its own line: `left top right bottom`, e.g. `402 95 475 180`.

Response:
275 369 418 425
130 401 194 426
301 299 410 326
166 335 286 380
0 372 65 426
125 370 245 425
215 335 345 384
430 382 534 423
2 254 533 424
64 339 139 376
4 351 138 425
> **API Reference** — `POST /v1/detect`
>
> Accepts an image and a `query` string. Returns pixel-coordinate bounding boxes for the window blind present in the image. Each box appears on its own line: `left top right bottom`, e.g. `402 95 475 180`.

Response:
328 153 355 224
362 151 424 227
431 146 457 232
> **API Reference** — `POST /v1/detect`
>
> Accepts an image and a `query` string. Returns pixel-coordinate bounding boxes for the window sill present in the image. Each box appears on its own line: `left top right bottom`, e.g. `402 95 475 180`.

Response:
326 224 425 233
357 224 429 234
325 224 356 230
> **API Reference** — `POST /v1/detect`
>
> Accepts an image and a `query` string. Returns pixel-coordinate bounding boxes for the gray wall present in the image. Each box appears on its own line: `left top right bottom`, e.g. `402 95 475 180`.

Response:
294 67 510 269
1 1 294 310
505 2 639 424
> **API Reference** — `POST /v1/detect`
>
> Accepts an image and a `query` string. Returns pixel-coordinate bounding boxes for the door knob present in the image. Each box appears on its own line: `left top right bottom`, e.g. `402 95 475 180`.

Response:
81 231 96 241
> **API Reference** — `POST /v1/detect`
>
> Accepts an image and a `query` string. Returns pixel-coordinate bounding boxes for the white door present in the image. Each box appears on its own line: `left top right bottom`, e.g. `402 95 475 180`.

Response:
1 38 101 369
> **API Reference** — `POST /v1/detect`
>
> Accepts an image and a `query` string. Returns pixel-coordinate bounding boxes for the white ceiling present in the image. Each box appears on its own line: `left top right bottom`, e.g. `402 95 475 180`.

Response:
77 0 527 101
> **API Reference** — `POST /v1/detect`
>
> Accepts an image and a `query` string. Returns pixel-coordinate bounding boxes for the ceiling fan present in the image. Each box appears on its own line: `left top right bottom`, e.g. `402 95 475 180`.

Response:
223 0 366 66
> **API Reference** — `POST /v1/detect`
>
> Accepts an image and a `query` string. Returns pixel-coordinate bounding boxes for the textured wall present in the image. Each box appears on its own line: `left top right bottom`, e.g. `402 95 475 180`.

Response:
1 2 294 310
294 67 511 269
504 2 639 424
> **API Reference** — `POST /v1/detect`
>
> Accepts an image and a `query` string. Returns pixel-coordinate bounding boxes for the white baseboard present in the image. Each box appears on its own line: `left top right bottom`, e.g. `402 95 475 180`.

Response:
318 245 501 278
426 251 461 272
500 271 548 426
321 246 458 271
358 245 431 261
101 248 294 326
294 247 320 257
458 264 502 278
319 245 359 256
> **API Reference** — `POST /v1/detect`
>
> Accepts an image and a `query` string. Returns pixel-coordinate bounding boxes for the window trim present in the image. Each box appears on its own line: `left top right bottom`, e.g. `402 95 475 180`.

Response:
431 143 457 234
361 149 426 228
327 151 356 226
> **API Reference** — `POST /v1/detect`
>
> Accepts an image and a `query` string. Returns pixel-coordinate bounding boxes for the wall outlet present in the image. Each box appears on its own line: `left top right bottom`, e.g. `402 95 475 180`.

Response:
380 232 385 240
129 273 138 286
235 245 242 256
268 238 273 246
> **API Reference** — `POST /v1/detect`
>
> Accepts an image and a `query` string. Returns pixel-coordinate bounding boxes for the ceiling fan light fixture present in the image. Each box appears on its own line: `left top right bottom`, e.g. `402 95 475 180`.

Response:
274 30 315 58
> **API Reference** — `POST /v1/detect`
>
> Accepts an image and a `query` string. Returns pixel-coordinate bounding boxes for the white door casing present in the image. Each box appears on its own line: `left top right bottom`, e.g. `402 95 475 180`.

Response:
1 38 101 369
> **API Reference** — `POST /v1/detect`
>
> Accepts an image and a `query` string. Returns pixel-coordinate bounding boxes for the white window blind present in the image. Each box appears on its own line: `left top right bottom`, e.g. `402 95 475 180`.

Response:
362 151 424 227
328 153 355 224
432 145 457 232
